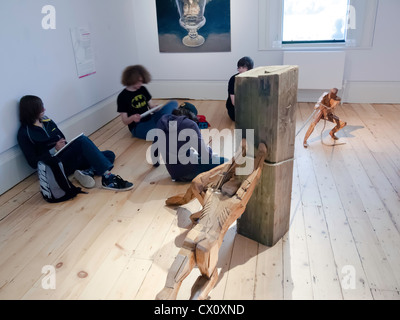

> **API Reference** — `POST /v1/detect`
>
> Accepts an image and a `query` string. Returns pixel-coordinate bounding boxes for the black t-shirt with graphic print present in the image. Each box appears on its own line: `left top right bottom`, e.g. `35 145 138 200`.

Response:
117 86 152 131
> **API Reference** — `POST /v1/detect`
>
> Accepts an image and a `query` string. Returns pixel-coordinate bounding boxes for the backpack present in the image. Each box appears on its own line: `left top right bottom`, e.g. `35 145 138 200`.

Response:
197 115 210 129
37 159 85 203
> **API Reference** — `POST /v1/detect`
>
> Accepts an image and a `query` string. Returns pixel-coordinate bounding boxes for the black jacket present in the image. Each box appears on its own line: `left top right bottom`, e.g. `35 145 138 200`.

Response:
17 117 65 169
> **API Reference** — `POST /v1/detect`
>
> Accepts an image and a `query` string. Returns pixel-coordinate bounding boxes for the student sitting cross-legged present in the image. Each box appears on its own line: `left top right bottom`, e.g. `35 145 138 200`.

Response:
117 65 178 140
17 95 134 191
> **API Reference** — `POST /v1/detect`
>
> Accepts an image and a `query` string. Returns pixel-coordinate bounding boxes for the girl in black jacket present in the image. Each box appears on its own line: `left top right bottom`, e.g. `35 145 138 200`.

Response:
17 95 133 191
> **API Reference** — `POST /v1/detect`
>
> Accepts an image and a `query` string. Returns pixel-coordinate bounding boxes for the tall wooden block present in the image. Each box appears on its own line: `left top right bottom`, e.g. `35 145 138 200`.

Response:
235 66 298 247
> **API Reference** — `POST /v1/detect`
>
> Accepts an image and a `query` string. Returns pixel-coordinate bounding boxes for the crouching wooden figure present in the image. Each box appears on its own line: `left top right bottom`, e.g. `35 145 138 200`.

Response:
303 88 347 148
156 140 267 300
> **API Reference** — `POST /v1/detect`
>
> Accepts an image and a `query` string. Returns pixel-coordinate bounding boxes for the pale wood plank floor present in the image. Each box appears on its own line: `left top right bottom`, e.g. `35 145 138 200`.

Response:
1 100 399 300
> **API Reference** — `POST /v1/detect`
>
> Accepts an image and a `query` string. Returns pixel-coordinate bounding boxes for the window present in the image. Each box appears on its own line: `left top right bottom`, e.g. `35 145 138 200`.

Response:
258 0 379 50
282 0 350 44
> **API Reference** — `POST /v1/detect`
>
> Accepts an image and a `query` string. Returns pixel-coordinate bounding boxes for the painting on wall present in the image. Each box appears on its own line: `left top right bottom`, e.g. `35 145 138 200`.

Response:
156 0 231 53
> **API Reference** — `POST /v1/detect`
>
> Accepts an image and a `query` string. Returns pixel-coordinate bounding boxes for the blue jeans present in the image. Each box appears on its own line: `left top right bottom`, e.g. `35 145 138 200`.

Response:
58 135 115 176
132 100 178 140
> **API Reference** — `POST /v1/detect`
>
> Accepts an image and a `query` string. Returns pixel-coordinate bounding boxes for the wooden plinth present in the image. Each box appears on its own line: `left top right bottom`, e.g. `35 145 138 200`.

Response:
235 66 299 247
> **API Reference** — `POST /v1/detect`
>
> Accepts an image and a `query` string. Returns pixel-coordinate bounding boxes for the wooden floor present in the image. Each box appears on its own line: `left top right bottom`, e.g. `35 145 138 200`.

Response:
1 100 399 300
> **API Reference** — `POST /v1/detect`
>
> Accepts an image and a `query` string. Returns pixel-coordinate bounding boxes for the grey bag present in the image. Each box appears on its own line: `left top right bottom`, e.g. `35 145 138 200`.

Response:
37 160 84 203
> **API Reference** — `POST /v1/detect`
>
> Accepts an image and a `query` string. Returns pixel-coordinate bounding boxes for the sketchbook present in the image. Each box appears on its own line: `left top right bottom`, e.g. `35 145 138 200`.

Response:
140 104 165 119
53 133 84 156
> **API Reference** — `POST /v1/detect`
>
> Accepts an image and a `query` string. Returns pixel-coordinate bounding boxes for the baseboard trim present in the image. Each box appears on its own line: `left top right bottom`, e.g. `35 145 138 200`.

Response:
342 81 400 103
297 81 400 103
148 79 400 104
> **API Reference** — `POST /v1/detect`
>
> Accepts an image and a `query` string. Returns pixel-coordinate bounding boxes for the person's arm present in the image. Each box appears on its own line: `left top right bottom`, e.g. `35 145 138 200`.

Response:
48 120 66 150
54 138 66 151
148 99 159 109
228 75 236 106
120 112 141 125
17 127 54 169
230 94 235 106
117 91 142 125
17 128 39 169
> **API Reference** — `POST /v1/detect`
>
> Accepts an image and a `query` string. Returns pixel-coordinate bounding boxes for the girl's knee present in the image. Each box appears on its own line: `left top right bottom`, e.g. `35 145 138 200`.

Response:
72 135 89 149
76 135 90 145
163 100 179 113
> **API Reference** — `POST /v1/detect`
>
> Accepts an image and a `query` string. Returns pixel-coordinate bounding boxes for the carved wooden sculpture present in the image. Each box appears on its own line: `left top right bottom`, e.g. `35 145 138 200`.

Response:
303 88 347 148
156 140 267 300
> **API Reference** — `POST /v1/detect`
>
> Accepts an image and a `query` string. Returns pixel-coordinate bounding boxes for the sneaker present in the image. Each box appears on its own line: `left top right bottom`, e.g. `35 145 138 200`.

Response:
102 174 134 191
74 169 95 189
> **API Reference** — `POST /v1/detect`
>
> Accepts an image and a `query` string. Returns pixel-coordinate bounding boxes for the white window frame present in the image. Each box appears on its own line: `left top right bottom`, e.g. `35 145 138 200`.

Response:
258 0 379 51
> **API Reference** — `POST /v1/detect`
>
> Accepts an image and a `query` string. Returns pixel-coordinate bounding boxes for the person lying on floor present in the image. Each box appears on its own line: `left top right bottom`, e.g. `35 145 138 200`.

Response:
150 103 228 182
17 95 133 191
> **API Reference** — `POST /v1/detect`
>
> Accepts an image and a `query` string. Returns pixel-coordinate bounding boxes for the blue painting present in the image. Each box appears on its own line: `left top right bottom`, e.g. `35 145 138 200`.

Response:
156 0 231 53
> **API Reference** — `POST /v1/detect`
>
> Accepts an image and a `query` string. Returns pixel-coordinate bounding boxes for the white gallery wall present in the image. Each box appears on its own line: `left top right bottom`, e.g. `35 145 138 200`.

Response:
1 0 399 194
0 0 138 194
134 0 400 103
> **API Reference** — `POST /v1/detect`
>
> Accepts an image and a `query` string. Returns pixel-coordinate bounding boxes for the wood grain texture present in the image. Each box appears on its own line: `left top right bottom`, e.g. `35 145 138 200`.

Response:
0 100 399 300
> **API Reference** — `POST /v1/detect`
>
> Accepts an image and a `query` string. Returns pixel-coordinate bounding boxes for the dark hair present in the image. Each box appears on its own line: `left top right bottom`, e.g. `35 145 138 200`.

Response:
121 65 152 86
237 56 254 70
172 107 199 124
19 95 44 126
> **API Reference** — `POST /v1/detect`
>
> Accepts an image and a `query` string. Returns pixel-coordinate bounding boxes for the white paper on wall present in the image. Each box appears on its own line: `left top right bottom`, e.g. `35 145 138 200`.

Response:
70 27 96 79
